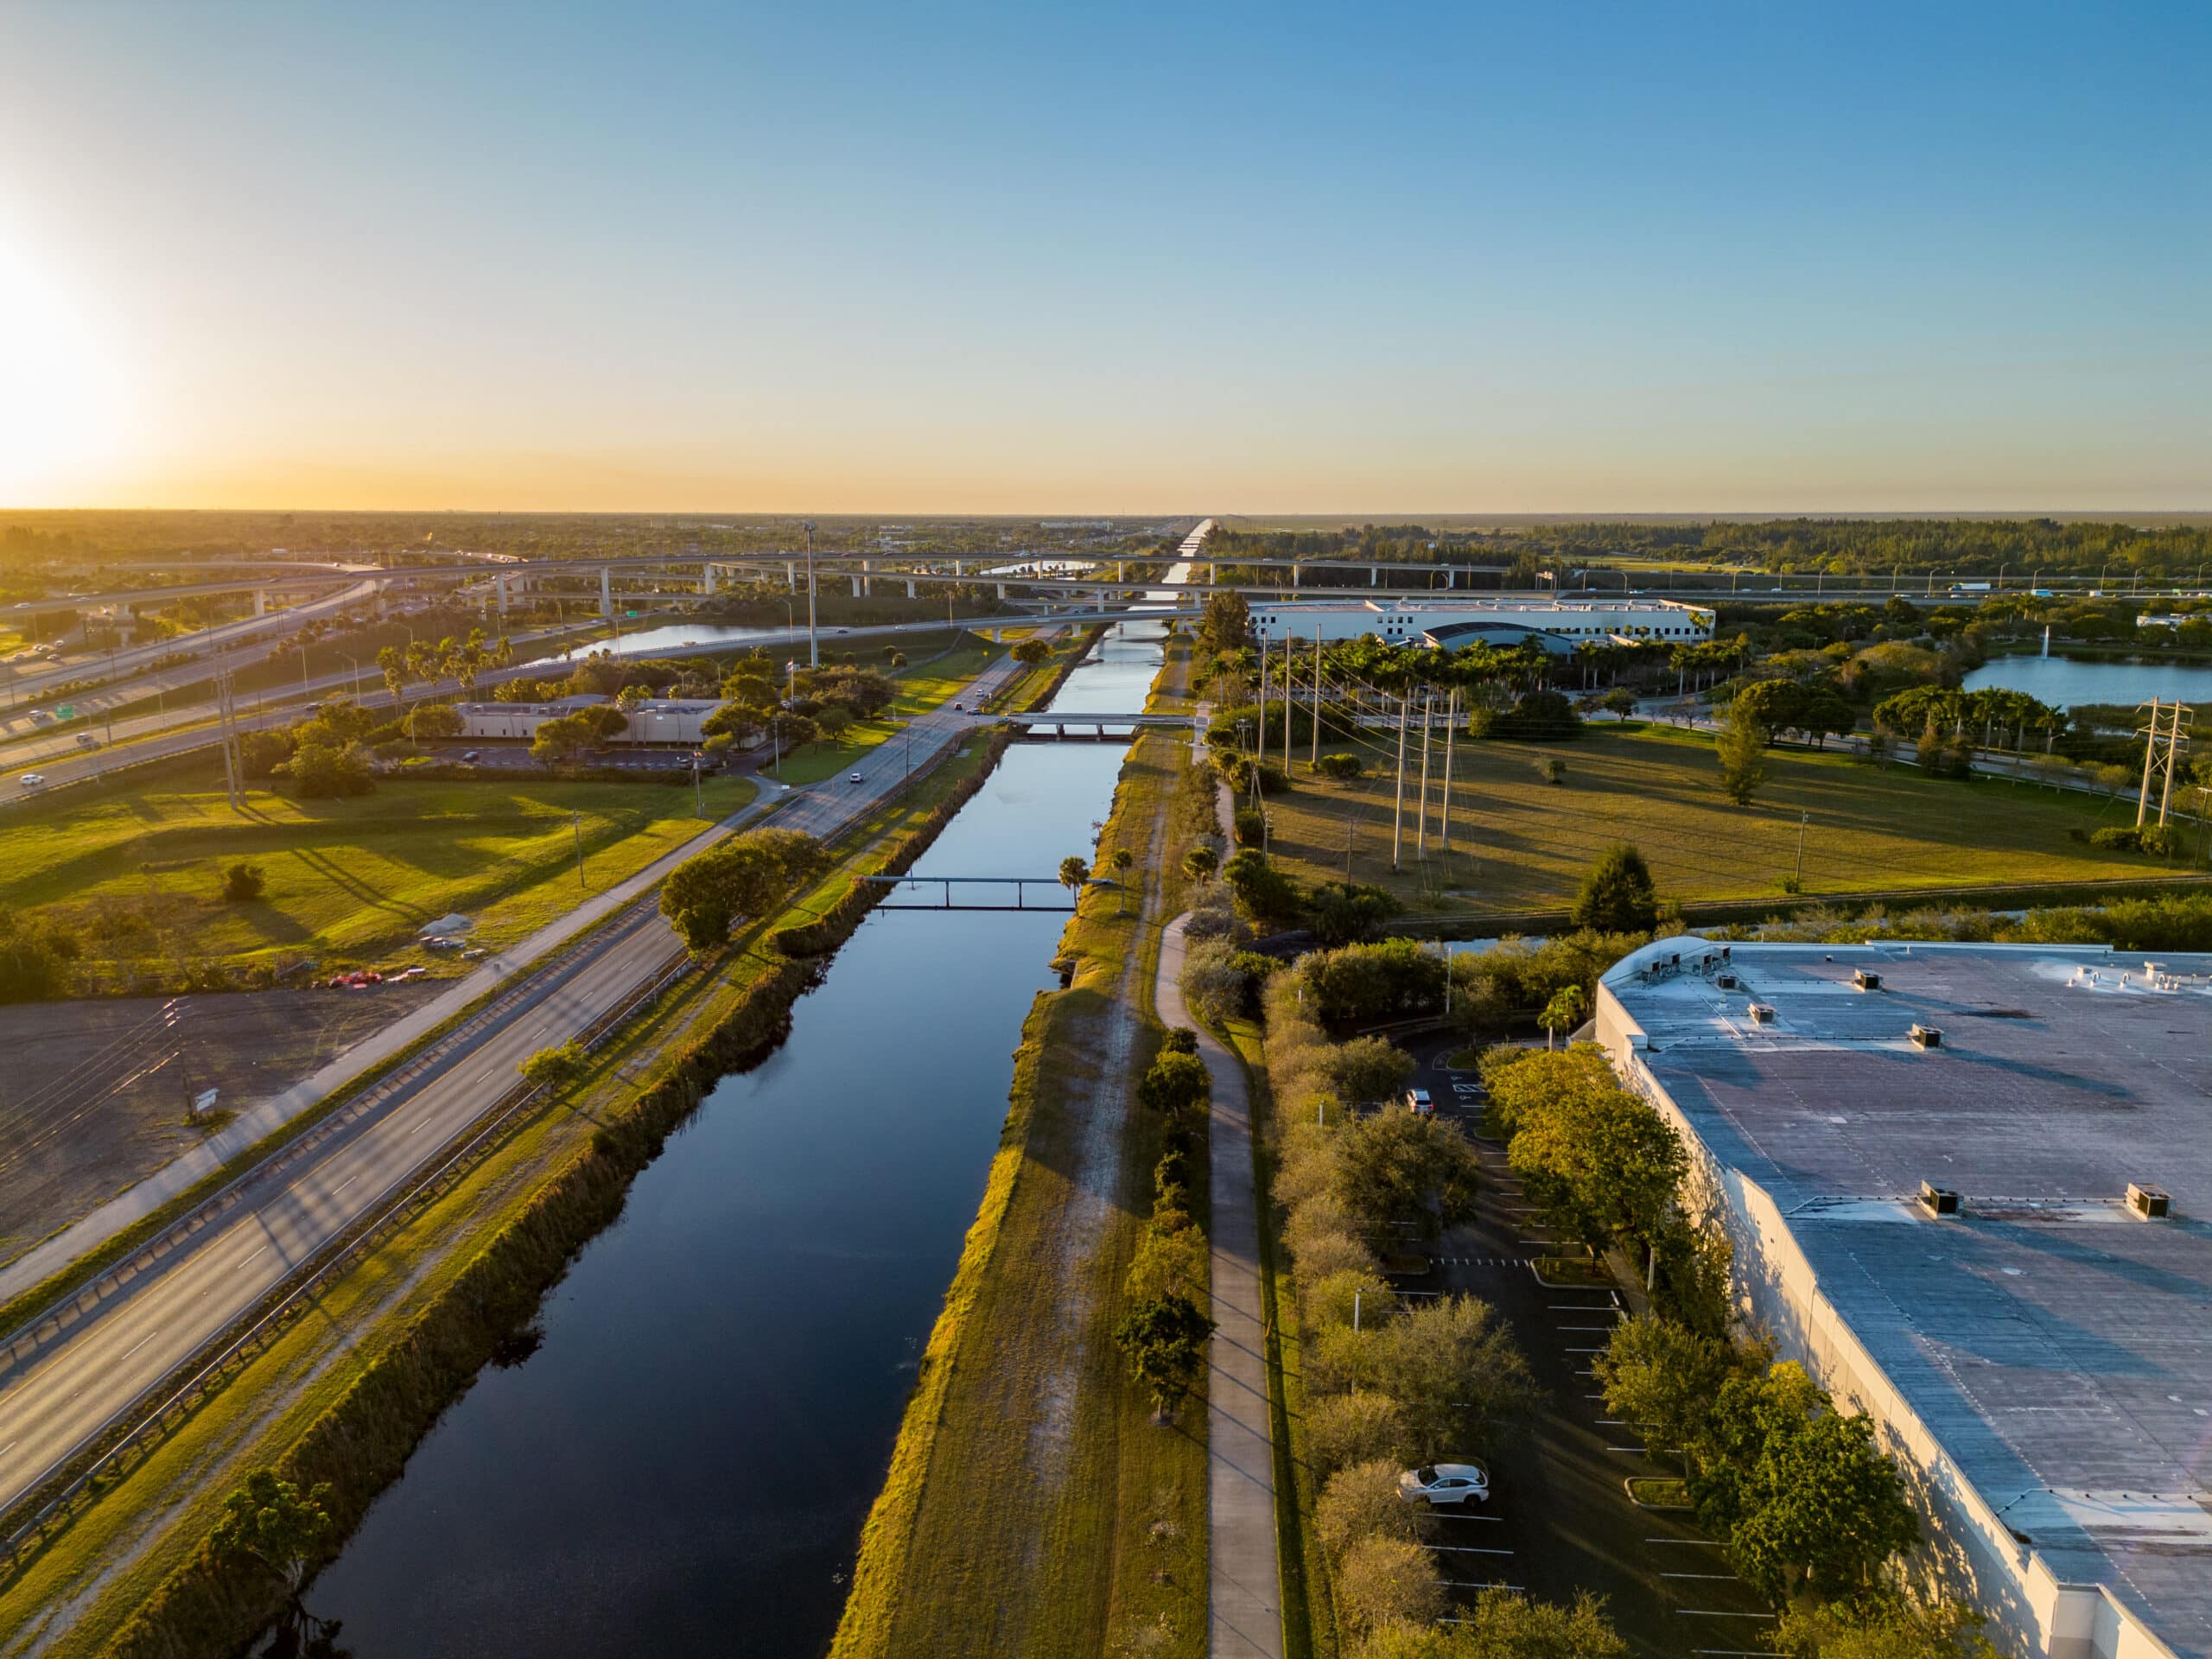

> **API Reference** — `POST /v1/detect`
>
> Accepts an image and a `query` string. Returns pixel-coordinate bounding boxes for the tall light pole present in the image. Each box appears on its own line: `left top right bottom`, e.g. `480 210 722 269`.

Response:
804 521 819 668
340 652 362 701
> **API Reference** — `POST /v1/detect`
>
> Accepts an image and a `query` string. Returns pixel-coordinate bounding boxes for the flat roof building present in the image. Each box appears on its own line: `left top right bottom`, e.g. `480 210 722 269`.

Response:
1249 597 1713 653
454 696 723 746
1598 941 2212 1659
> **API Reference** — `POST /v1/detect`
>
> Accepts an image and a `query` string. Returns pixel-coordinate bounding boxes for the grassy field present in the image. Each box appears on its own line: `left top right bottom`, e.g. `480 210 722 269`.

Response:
1255 719 2176 917
768 633 1006 785
1 768 755 981
834 681 1206 1658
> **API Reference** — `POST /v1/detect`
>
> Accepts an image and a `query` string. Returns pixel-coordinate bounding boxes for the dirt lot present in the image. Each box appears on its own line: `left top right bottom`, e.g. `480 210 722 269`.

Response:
0 983 442 1267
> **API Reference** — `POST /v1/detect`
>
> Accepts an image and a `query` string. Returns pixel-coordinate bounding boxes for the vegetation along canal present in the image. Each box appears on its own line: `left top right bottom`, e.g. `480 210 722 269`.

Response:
300 623 1167 1656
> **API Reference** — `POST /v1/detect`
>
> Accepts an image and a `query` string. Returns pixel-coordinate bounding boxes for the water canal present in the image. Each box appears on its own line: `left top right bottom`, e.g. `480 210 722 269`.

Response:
303 622 1167 1656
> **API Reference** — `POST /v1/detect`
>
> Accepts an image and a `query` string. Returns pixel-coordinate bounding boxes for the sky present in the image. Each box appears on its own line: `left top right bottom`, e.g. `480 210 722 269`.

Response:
0 0 2207 515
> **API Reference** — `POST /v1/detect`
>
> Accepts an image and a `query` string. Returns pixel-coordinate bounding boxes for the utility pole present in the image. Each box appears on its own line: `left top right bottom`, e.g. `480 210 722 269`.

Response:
1440 688 1457 855
1283 637 1294 760
1415 690 1433 858
804 521 819 669
1795 810 1808 887
1257 632 1269 770
2138 698 2163 827
2159 703 2190 826
1391 690 1409 874
1310 626 1322 773
572 811 586 887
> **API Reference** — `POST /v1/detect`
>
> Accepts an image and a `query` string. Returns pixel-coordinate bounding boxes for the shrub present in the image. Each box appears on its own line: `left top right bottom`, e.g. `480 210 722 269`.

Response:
222 861 267 903
1233 806 1265 847
1301 938 1446 1024
1180 937 1264 1026
1571 843 1659 933
1334 1535 1445 1639
1306 1392 1413 1480
1317 1459 1433 1561
1137 1049 1211 1117
1313 752 1363 780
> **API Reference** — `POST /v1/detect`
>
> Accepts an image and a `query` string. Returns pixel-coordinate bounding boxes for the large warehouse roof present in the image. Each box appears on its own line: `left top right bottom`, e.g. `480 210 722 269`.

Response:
1606 943 2212 1659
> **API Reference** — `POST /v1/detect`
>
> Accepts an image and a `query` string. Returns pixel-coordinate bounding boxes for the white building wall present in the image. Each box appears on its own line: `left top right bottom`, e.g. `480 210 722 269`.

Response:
1593 944 2177 1659
1249 598 1713 646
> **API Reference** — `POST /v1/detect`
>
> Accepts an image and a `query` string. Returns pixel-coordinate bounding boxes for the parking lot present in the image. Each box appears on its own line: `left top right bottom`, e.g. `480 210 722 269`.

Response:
1401 1034 1777 1657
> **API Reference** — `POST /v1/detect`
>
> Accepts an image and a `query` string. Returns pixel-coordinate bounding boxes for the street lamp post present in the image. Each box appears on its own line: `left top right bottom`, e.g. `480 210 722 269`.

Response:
340 652 362 701
804 521 819 669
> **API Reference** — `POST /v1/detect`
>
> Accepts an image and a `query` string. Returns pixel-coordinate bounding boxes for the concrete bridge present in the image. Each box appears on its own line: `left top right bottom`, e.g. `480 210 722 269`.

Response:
994 711 1197 741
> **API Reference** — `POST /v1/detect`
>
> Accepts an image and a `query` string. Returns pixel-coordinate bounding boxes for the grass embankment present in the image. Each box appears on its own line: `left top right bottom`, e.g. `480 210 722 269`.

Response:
0 735 1011 1659
767 633 1007 785
832 643 1199 1659
1260 718 2180 918
1224 1018 1335 1659
0 769 753 982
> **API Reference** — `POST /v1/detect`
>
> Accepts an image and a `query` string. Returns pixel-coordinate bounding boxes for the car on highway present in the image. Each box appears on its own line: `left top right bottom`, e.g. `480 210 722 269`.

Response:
849 772 864 783
1399 1462 1490 1506
16 772 45 788
461 750 480 762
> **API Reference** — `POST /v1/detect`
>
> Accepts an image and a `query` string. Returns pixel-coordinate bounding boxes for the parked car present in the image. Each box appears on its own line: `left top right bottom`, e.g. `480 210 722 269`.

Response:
1405 1087 1434 1117
1399 1462 1490 1506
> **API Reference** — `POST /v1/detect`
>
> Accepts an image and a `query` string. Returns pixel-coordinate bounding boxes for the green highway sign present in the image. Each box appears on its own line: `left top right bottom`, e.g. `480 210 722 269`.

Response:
55 704 74 718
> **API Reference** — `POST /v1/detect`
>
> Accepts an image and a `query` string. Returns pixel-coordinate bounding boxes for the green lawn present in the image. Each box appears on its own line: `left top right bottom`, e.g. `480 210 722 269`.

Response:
1257 719 2177 916
768 637 1007 785
3 768 754 980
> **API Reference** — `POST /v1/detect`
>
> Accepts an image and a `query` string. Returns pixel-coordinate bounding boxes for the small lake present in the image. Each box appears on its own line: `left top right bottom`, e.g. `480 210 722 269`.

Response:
1963 654 2212 710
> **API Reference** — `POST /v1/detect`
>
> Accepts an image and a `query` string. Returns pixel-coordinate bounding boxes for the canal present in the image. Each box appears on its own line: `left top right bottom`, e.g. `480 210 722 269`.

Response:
302 622 1166 1656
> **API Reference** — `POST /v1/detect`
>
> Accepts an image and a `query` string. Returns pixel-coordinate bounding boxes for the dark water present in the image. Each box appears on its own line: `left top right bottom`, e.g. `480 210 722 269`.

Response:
302 627 1162 1657
1964 653 2212 709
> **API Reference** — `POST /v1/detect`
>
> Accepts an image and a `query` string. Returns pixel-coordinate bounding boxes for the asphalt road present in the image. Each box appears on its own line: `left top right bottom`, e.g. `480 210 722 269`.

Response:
0 642 1036 1519
1409 1039 1777 1656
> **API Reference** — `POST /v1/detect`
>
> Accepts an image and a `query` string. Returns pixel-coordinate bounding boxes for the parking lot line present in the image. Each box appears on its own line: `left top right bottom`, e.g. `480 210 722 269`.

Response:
1648 1537 1727 1546
1557 1323 1616 1331
1548 1304 1613 1312
1563 1346 1606 1352
1435 1511 1503 1522
1677 1611 1777 1620
1428 1544 1516 1555
1662 1573 1743 1580
1603 1445 1649 1453
1690 1649 1774 1656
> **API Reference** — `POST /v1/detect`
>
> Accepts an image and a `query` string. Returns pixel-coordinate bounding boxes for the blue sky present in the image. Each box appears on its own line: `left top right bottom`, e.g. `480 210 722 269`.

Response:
1 0 2206 511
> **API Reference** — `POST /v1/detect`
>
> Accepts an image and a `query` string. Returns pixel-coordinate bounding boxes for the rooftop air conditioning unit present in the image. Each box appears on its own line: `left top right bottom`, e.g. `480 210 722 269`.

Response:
1748 1001 1777 1024
1716 970 1739 990
1920 1181 1961 1217
1853 968 1884 991
1910 1023 1942 1049
2127 1183 2171 1219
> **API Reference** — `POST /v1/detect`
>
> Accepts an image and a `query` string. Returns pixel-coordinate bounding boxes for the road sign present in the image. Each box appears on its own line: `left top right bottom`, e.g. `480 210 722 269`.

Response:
55 704 74 718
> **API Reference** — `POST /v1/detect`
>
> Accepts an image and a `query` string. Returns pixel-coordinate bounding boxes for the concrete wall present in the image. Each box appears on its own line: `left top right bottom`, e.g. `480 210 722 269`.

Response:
1593 943 2177 1659
1249 598 1713 646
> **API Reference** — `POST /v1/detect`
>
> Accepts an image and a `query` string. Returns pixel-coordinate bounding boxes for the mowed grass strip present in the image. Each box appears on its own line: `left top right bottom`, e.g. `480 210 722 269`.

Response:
835 730 1206 1659
0 768 754 972
1261 719 2171 914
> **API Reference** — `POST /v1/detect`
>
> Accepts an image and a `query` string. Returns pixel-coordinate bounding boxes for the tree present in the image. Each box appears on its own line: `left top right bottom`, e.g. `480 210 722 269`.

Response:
1221 849 1302 927
222 861 267 903
376 644 406 703
1539 984 1586 1048
519 1040 588 1095
1113 1293 1213 1417
1570 844 1657 933
1110 846 1135 914
1307 882 1395 948
1336 1110 1484 1236
1772 1596 1997 1659
1138 1049 1211 1118
408 702 463 741
239 729 295 778
1302 939 1446 1022
288 741 374 798
1198 590 1253 656
1058 855 1090 908
1182 845 1218 884
1317 1459 1434 1561
1716 704 1770 805
1319 1035 1415 1109
1313 752 1363 780
210 1469 335 1642
1306 1390 1414 1478
659 828 827 952
1358 1589 1630 1659
1601 686 1637 720
1366 1294 1537 1460
1011 636 1052 667
817 704 854 739
1594 1317 1749 1476
1334 1535 1445 1639
530 713 601 767
0 907 79 1003
1507 1077 1686 1253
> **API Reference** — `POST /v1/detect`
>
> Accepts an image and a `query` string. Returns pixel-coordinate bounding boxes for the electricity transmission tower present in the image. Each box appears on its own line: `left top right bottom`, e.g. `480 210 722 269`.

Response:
2136 698 2191 828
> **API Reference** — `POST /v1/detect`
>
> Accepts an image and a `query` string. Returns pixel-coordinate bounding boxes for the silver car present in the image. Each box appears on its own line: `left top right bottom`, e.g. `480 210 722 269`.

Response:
1399 1462 1490 1506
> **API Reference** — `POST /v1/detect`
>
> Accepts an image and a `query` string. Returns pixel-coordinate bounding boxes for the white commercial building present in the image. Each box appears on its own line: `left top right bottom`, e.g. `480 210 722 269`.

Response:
454 695 723 746
1598 939 2212 1659
1248 597 1713 653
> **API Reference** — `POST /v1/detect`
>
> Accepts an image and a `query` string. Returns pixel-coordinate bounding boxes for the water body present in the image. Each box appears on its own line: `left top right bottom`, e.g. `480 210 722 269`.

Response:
1964 654 2212 710
303 627 1164 1657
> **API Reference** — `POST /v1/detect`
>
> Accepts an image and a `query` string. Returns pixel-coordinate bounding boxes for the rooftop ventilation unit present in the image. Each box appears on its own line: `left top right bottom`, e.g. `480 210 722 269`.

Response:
1853 968 1884 991
1920 1181 1961 1217
1748 1001 1777 1024
1910 1023 1943 1049
2127 1183 2171 1219
1715 970 1739 990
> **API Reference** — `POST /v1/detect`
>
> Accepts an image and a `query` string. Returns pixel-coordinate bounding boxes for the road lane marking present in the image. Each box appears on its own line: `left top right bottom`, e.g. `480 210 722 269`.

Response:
331 1175 358 1196
239 1244 270 1267
120 1329 162 1361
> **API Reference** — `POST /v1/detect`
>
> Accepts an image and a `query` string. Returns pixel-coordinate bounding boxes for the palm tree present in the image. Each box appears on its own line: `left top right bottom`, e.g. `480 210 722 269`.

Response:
1058 855 1090 910
1110 847 1135 914
1540 985 1586 1050
1183 846 1218 885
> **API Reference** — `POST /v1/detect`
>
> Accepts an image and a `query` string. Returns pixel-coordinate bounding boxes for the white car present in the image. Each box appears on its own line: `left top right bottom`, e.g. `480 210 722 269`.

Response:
849 772 864 784
1399 1462 1490 1506
16 772 45 788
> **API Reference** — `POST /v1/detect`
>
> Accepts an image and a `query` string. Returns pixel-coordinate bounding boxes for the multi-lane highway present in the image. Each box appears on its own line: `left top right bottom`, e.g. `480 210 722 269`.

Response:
0 642 1038 1520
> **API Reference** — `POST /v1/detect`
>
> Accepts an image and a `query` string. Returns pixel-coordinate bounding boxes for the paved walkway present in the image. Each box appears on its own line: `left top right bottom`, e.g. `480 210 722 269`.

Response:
1157 909 1284 1659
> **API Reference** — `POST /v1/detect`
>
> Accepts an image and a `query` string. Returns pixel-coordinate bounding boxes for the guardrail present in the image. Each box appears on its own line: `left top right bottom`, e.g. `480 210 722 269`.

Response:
0 940 695 1575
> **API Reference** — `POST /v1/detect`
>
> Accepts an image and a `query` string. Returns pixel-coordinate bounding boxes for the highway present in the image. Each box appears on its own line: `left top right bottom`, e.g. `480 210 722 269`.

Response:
0 642 1038 1520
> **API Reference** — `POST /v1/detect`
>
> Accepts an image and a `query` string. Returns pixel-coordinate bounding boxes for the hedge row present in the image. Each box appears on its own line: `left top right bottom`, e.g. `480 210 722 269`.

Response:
101 733 1015 1659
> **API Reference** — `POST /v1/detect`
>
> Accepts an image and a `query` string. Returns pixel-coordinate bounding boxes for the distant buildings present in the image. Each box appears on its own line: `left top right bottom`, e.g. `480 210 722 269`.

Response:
453 694 721 746
1247 597 1713 654
1599 940 2212 1659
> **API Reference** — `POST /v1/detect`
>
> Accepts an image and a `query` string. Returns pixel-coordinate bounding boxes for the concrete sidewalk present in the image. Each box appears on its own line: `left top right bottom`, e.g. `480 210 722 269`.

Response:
1158 909 1284 1659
